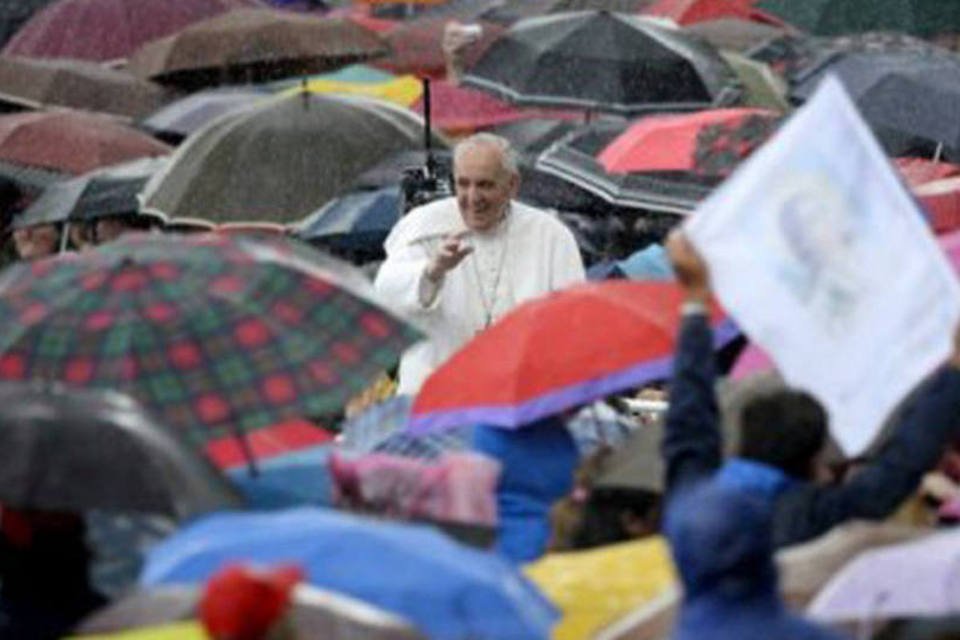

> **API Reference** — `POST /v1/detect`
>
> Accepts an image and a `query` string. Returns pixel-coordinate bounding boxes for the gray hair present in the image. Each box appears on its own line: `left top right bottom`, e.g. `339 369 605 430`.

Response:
453 133 520 176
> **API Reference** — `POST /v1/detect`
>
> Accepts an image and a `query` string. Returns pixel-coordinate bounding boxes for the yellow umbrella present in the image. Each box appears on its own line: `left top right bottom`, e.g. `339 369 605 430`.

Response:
525 536 678 640
68 621 209 640
278 72 423 107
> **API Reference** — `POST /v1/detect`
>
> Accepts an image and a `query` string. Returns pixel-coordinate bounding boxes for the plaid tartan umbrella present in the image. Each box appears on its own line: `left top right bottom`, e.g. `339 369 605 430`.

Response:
0 233 419 462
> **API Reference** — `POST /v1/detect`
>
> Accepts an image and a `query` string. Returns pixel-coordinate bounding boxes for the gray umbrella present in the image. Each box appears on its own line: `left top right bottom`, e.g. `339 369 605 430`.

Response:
0 381 242 520
141 91 447 224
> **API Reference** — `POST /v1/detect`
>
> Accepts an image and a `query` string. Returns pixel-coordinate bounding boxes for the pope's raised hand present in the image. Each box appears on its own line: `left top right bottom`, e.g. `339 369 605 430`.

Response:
426 231 474 282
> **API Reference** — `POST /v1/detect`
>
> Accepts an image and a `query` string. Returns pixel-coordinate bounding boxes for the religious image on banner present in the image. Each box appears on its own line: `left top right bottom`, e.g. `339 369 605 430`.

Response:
685 75 960 456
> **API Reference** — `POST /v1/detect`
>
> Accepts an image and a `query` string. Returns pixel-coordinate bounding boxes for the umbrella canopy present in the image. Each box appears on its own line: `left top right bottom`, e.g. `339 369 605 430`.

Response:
0 381 241 519
808 529 960 622
128 9 390 90
379 16 506 78
2 0 260 62
140 508 559 640
481 0 654 25
597 107 779 175
138 87 266 145
756 0 960 37
0 0 53 48
0 233 420 459
15 156 168 229
462 11 739 116
719 51 789 111
409 281 733 433
684 17 787 51
535 123 717 214
0 56 171 119
141 91 445 224
276 66 423 108
411 79 580 135
77 583 425 639
642 0 753 25
791 51 960 157
0 110 170 175
294 185 400 255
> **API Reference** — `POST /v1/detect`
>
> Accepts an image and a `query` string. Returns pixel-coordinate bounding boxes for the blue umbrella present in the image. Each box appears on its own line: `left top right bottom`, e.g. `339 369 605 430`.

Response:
294 185 400 254
141 508 558 640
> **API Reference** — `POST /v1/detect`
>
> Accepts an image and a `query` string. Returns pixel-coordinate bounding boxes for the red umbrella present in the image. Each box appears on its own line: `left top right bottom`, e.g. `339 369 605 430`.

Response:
597 107 778 175
411 79 579 135
409 281 735 433
379 17 505 78
643 0 754 25
3 0 259 62
0 111 170 175
917 177 960 234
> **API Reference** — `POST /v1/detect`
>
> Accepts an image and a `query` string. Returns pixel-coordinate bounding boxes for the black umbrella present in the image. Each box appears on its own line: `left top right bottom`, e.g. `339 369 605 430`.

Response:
791 51 960 158
294 185 400 258
0 381 242 520
535 123 716 214
14 156 169 230
462 10 739 115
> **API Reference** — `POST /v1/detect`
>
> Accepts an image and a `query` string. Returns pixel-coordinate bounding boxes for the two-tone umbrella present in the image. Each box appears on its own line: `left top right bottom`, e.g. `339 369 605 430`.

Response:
409 281 734 433
137 87 267 145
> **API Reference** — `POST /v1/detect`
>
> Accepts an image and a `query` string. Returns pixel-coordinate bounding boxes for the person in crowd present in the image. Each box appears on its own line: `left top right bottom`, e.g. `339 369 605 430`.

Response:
11 222 61 261
663 229 960 548
472 417 579 563
0 508 106 639
91 211 160 246
665 482 845 640
375 133 585 394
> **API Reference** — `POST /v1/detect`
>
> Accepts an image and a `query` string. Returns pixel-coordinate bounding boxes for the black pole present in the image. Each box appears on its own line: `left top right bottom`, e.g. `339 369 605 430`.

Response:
422 77 437 179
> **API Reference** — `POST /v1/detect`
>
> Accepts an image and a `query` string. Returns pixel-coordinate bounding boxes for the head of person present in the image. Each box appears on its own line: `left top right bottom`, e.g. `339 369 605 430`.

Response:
12 222 61 260
93 212 157 245
737 388 829 482
453 133 520 233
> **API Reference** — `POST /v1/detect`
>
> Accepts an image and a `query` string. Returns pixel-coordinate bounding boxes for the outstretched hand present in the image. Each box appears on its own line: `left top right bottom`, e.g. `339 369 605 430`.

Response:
665 229 711 303
426 231 474 282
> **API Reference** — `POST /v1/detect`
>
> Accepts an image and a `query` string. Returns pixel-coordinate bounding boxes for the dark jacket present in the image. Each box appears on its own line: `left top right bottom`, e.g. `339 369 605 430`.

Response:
666 482 844 640
663 314 960 548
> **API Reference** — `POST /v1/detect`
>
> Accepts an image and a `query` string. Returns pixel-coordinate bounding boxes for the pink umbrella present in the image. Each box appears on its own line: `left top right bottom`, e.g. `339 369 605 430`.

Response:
917 177 960 235
411 80 578 135
3 0 259 62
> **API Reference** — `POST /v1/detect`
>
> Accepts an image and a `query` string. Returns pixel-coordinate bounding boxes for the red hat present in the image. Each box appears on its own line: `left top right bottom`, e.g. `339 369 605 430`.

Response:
199 563 304 640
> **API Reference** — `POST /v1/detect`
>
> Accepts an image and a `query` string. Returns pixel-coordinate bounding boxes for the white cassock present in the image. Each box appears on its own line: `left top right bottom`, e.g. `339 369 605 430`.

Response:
375 197 586 395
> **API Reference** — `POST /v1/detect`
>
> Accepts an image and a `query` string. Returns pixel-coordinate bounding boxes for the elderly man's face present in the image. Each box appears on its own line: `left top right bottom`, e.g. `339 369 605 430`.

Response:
454 144 518 233
12 224 58 260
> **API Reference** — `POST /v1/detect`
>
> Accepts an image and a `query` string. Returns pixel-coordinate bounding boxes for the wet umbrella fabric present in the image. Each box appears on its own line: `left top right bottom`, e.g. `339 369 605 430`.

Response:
141 507 559 640
379 16 506 78
77 584 426 639
0 56 170 119
535 123 716 214
462 11 738 115
14 156 168 229
138 88 266 145
128 9 390 90
140 92 444 224
756 0 960 38
2 0 260 62
482 0 653 25
0 381 241 519
294 185 400 254
685 18 786 52
409 281 733 433
791 52 960 157
0 110 170 175
0 233 420 455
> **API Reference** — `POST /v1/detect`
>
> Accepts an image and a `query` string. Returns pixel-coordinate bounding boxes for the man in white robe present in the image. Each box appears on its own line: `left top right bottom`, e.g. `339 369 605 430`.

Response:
375 133 586 395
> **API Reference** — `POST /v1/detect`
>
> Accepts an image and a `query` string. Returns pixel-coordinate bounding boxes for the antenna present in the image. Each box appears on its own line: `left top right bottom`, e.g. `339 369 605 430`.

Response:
422 77 437 179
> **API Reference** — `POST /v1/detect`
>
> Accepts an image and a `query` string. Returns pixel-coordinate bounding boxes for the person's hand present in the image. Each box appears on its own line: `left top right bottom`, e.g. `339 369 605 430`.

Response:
425 231 473 282
665 229 711 303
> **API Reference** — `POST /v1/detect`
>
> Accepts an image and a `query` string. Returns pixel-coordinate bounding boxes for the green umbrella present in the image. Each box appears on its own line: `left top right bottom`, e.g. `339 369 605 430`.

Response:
758 0 960 37
721 51 790 112
141 91 446 224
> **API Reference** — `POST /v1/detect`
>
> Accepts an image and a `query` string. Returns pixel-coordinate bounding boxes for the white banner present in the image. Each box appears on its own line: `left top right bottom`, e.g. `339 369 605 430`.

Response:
686 76 960 456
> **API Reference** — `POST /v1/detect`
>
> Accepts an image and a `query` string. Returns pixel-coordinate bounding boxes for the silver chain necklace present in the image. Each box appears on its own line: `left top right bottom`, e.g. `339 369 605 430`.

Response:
471 210 511 331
